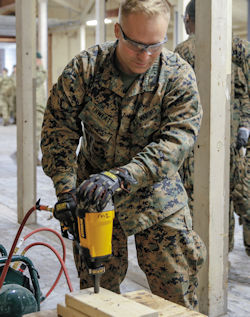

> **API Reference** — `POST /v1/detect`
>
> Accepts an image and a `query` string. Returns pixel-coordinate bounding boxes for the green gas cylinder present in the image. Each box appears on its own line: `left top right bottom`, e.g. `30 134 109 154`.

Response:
0 284 38 317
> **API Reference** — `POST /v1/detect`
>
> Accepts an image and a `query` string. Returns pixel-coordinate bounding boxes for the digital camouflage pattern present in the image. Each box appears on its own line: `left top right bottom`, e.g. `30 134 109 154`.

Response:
0 72 13 125
175 34 195 70
73 206 206 310
175 36 250 253
41 41 206 309
36 64 47 157
41 41 203 236
232 37 250 96
231 142 250 255
10 70 16 122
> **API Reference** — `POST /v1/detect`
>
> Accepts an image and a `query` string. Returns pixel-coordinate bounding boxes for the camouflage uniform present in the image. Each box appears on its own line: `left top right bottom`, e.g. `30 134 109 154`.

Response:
175 34 195 215
10 70 16 123
41 42 206 310
36 64 47 157
0 73 13 125
232 37 250 95
175 36 250 253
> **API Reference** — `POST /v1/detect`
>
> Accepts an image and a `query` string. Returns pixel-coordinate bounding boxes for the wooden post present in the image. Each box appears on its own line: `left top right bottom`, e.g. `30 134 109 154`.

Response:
38 0 48 99
194 0 232 315
95 0 105 44
16 0 37 224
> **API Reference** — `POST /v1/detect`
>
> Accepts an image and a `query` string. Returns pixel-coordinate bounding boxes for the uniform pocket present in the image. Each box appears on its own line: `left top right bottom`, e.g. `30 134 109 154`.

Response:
79 100 117 142
158 205 192 231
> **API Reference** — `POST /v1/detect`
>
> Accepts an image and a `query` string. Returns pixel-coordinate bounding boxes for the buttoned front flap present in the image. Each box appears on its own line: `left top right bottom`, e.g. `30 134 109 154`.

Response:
78 98 119 169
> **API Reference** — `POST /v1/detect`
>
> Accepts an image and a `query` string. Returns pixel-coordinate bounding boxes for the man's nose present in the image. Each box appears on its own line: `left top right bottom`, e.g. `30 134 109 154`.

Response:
137 49 151 59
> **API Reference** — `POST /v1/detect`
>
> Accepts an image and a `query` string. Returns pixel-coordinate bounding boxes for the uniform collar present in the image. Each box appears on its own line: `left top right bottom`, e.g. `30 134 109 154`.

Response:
95 41 161 97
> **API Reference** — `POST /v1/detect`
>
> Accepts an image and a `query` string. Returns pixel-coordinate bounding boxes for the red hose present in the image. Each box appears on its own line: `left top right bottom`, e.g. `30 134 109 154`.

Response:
23 242 73 293
0 204 37 289
23 228 67 298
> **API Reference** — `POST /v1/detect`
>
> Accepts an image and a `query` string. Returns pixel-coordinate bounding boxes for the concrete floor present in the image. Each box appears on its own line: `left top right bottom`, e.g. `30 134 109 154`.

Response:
0 124 249 316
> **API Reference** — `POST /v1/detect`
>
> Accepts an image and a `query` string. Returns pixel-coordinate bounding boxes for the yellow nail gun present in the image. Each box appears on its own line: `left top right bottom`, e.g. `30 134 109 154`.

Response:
53 200 115 294
76 205 115 293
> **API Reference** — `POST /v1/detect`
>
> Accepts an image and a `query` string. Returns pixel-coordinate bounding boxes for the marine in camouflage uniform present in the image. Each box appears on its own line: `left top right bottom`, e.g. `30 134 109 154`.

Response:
231 38 250 254
36 53 47 163
0 68 13 126
10 65 16 123
41 0 206 310
174 16 250 253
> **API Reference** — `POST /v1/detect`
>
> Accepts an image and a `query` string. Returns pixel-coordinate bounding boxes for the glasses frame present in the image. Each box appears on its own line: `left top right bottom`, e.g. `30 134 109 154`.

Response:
118 24 168 55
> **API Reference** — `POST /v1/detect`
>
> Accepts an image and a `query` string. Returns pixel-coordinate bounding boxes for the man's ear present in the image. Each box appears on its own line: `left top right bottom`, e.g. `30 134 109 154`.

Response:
185 13 190 23
114 23 120 39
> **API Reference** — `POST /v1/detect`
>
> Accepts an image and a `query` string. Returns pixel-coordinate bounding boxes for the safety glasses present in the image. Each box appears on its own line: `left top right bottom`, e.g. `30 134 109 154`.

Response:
119 24 168 55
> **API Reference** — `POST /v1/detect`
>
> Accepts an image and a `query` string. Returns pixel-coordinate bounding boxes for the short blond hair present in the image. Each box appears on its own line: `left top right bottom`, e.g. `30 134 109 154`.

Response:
118 0 170 23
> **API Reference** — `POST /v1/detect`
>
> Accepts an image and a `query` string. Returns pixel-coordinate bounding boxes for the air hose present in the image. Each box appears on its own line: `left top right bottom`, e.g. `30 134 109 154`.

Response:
22 242 73 294
0 201 74 297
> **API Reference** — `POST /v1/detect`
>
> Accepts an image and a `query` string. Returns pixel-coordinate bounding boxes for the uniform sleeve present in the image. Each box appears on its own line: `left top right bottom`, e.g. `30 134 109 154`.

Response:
232 37 250 96
174 45 195 69
41 55 87 195
235 66 250 130
122 61 202 192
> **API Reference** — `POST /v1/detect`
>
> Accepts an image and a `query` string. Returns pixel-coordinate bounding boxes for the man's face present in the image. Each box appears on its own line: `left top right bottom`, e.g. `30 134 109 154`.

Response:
114 12 169 75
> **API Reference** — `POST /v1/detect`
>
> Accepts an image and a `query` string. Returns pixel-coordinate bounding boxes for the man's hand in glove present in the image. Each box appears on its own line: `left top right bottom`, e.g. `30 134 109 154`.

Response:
54 189 77 238
236 127 249 150
78 168 137 212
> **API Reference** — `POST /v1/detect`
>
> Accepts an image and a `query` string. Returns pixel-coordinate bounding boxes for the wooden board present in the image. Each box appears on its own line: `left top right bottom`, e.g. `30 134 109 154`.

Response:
24 289 207 317
24 309 56 316
123 290 207 317
57 303 89 317
65 288 158 317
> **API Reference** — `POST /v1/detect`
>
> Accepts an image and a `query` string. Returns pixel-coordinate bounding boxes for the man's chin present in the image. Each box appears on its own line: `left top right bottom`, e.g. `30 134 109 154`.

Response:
130 67 148 75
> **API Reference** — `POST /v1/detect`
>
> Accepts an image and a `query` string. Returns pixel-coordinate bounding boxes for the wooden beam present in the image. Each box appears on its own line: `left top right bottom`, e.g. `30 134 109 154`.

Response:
65 288 158 317
194 0 232 315
51 0 82 13
16 0 37 224
0 0 14 5
0 36 15 42
0 3 15 14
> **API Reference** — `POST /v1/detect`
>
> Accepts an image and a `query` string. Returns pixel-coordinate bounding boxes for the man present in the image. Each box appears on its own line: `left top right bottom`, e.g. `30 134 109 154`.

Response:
0 68 13 126
175 0 250 254
36 52 47 165
41 0 206 310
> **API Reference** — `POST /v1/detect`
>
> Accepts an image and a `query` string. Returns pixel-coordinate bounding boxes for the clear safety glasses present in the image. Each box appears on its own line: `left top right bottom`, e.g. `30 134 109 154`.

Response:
119 24 168 56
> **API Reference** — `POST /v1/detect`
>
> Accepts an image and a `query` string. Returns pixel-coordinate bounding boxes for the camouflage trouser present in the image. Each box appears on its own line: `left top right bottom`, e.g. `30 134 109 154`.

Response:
180 147 247 253
73 205 207 310
231 143 250 256
1 96 11 124
179 155 194 217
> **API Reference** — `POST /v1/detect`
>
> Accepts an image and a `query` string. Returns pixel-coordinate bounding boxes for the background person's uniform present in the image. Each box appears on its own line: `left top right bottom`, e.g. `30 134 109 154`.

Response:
0 72 13 125
10 69 16 123
175 36 250 254
41 42 206 310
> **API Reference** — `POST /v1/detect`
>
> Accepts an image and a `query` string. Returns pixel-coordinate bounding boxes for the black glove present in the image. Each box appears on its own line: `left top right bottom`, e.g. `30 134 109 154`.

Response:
236 128 249 150
54 189 77 238
78 168 137 212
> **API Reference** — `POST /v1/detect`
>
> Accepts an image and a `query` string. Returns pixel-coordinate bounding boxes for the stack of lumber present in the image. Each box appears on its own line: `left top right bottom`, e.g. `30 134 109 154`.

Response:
57 288 207 317
57 288 158 317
